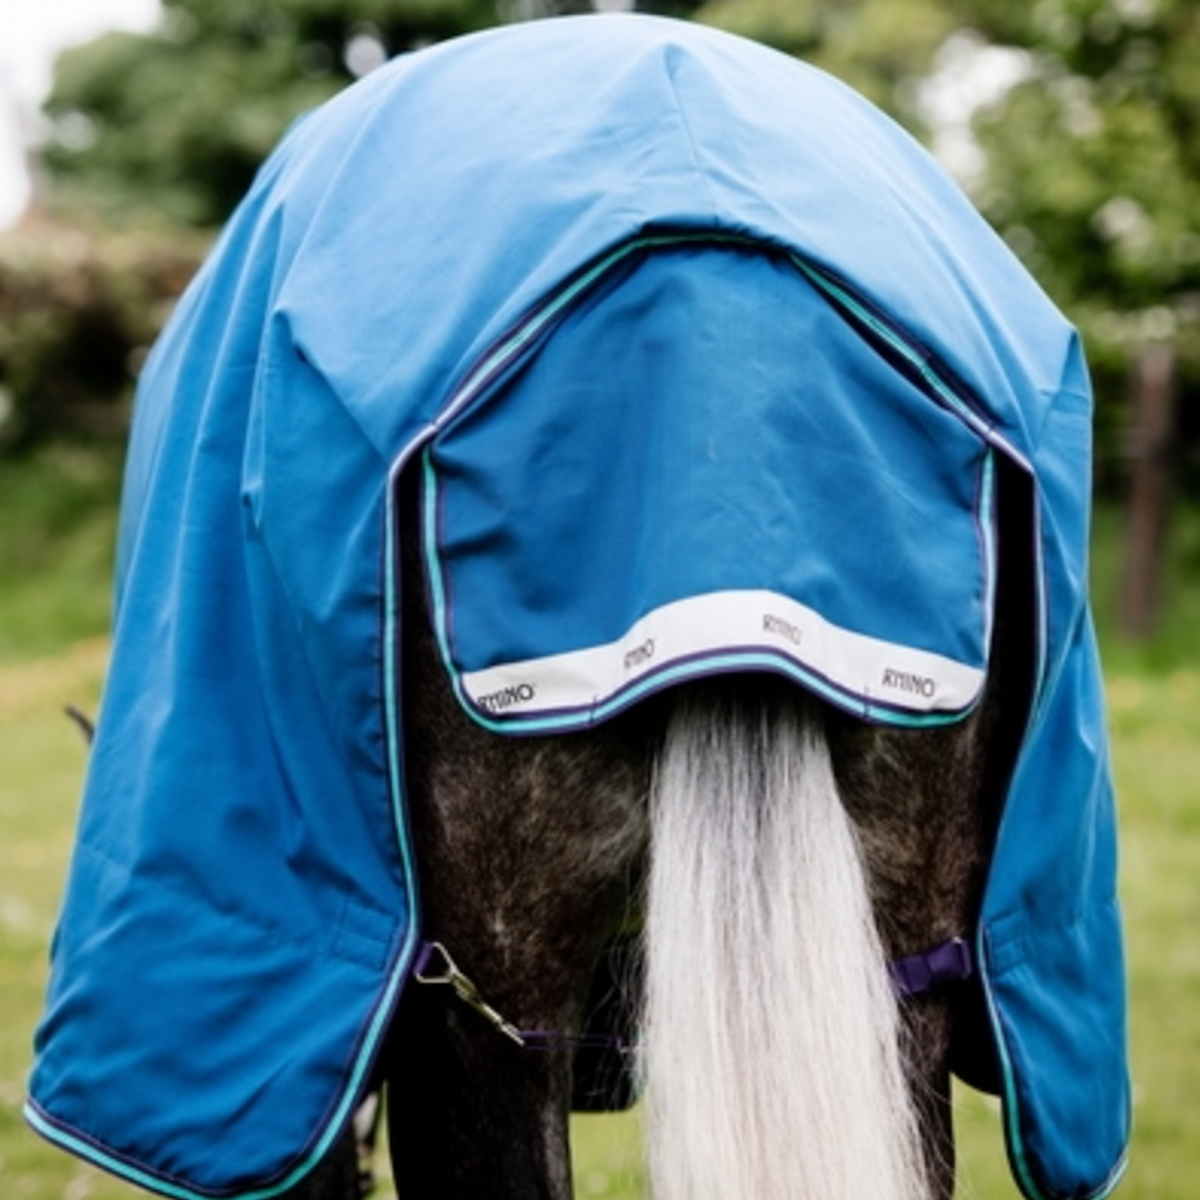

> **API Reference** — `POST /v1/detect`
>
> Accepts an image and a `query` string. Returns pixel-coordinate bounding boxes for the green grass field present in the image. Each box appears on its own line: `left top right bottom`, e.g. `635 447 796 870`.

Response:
2 448 1197 1197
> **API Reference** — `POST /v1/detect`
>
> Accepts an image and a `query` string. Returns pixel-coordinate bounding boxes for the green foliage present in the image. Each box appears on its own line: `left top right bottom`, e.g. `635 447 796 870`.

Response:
964 1 1200 349
0 223 207 451
949 0 1200 488
44 29 331 228
41 0 502 227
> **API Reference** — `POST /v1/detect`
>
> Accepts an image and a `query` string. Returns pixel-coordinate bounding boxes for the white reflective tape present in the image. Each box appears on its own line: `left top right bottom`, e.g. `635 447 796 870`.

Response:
459 589 984 718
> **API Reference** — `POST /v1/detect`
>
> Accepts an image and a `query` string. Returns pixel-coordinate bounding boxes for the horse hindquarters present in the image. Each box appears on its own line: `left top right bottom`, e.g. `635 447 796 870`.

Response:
385 466 1000 1199
384 497 656 1199
643 684 932 1200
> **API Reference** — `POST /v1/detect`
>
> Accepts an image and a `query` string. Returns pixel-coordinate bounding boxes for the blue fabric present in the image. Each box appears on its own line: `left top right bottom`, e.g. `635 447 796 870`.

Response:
428 242 995 727
27 15 1127 1200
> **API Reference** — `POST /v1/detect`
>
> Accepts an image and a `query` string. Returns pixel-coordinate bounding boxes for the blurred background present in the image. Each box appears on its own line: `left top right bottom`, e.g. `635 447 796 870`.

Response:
1 2 1197 1197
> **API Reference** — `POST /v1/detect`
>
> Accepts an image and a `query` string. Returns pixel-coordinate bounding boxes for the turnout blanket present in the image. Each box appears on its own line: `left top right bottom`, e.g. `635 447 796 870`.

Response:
27 15 1128 1200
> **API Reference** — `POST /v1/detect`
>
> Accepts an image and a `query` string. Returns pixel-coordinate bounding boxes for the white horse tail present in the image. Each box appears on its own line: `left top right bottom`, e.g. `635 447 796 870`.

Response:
643 690 929 1200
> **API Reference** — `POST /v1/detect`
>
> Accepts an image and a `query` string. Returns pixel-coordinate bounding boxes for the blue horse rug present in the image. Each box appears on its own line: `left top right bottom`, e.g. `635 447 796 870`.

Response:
27 15 1128 1200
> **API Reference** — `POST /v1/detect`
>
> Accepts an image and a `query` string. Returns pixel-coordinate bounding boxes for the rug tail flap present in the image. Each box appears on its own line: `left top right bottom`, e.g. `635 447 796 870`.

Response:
427 244 993 731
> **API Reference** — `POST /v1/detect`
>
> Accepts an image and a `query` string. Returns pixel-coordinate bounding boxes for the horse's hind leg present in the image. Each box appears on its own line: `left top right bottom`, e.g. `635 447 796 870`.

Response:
382 515 656 1199
385 703 654 1200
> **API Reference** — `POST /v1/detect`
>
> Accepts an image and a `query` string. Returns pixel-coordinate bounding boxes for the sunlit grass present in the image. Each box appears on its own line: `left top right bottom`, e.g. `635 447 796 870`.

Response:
0 643 115 1200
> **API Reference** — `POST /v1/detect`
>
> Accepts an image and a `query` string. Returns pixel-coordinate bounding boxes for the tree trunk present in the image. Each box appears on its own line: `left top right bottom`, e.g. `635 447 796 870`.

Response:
1120 343 1178 639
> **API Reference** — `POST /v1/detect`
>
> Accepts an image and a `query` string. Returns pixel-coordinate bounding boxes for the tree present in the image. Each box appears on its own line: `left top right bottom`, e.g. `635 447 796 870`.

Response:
948 0 1200 494
41 0 703 228
962 8 1198 347
42 0 496 227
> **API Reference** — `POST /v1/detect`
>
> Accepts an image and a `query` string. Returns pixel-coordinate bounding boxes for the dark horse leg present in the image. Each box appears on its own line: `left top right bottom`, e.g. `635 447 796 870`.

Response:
382 549 658 1198
375 467 658 1200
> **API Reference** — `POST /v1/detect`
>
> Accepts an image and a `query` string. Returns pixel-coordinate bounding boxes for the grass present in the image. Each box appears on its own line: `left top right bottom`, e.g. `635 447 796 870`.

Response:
0 446 122 665
0 640 111 1199
1 447 1198 1197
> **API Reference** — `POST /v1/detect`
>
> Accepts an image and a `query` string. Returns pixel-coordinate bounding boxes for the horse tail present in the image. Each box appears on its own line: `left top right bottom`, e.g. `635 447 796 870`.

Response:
642 688 929 1200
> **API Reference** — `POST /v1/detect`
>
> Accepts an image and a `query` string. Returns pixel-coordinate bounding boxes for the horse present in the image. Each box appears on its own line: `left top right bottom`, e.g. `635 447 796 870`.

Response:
288 453 1034 1200
28 22 1126 1200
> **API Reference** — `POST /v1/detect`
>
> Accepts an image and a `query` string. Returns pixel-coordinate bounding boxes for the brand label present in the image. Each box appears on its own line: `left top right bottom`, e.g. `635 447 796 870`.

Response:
881 668 937 699
624 638 656 672
763 613 804 647
476 682 537 713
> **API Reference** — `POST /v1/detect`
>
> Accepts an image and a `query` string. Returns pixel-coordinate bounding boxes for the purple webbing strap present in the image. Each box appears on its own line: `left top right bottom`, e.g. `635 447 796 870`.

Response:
888 937 974 998
411 940 439 977
516 1030 636 1054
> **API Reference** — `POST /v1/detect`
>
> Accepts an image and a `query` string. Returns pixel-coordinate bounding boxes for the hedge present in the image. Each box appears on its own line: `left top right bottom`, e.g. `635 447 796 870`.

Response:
0 220 207 452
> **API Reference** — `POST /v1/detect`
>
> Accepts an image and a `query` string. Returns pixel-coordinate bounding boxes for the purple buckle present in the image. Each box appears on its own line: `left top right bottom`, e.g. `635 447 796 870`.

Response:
888 937 974 998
